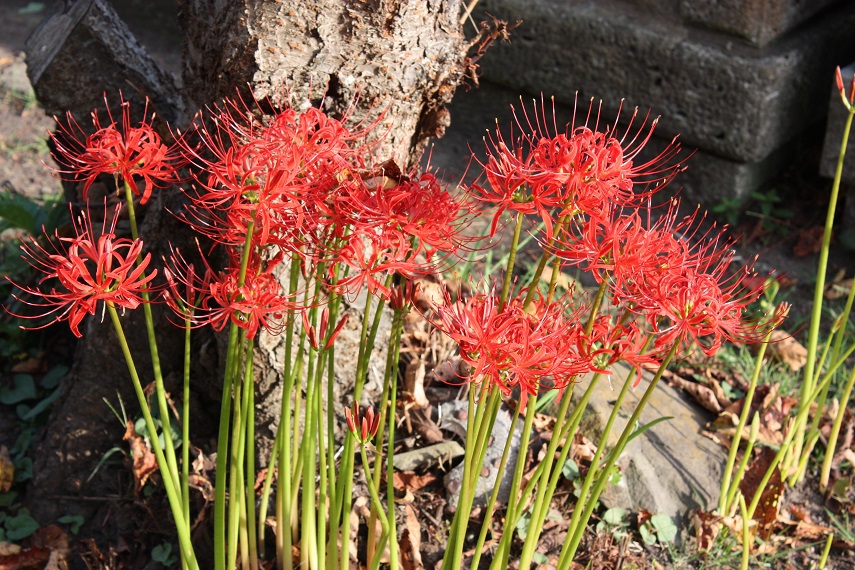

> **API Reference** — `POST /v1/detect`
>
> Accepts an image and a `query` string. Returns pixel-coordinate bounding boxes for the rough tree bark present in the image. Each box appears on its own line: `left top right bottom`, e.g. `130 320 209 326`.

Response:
24 0 472 548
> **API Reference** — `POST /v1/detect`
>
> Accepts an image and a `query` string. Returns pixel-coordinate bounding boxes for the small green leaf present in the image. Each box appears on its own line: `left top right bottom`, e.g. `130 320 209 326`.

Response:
0 491 18 508
57 514 84 535
40 366 68 389
533 552 548 565
515 510 532 540
0 375 37 405
20 388 61 421
16 2 45 15
651 513 678 543
562 458 580 480
4 510 40 540
151 542 172 566
13 457 32 483
602 507 627 526
639 522 656 545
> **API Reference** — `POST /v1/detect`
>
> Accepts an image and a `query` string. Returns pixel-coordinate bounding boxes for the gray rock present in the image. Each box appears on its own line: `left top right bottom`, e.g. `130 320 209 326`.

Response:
581 364 725 530
440 399 523 509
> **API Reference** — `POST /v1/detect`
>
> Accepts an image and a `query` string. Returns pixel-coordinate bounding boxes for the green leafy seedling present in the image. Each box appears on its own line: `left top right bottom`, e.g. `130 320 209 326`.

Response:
57 514 84 535
152 542 179 566
0 375 37 405
640 513 678 545
3 509 40 541
597 507 629 539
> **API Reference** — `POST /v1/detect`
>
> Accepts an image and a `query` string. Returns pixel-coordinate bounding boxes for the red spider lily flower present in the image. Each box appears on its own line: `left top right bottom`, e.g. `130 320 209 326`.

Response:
427 288 592 407
342 170 473 259
639 257 786 357
345 402 381 444
333 232 424 299
835 66 855 108
301 307 349 350
161 243 214 323
473 97 686 238
7 205 156 337
51 94 187 204
585 317 659 387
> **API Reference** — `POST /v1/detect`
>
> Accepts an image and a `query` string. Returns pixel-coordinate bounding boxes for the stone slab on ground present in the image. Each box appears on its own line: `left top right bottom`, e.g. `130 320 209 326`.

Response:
580 364 725 529
474 0 855 165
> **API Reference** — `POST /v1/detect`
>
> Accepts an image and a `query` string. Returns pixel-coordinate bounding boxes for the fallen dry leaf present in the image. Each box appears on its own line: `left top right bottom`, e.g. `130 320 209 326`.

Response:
0 447 13 494
0 547 51 570
665 372 722 413
739 447 784 540
404 356 430 410
123 421 158 493
764 330 807 372
400 504 424 570
793 226 824 257
393 471 438 494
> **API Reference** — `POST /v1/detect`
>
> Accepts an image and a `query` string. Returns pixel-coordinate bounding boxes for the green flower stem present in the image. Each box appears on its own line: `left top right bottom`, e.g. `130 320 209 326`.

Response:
820 533 834 569
245 353 259 570
107 304 199 570
520 373 604 570
301 328 319 570
558 344 680 569
451 387 501 567
227 339 249 570
215 323 240 570
546 255 562 304
442 386 478 570
725 415 759 513
367 309 405 565
719 333 771 514
500 212 525 309
181 316 192 570
469 404 522 570
554 373 625 563
316 350 328 570
276 255 302 570
820 364 855 491
739 493 751 570
257 415 279 557
359 444 391 570
490 388 540 568
338 287 390 570
324 289 342 570
385 311 405 570
121 179 182 500
792 100 855 482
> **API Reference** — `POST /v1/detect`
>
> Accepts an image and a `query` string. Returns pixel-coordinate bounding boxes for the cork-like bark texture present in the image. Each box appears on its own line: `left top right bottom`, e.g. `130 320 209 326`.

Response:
179 0 468 167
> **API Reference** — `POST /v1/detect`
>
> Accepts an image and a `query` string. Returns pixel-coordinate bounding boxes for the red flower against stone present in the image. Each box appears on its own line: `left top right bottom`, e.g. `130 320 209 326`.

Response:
472 98 685 238
51 94 186 204
7 205 156 337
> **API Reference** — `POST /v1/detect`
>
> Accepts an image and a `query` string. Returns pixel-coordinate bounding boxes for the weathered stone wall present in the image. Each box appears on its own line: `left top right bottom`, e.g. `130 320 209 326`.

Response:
473 0 855 203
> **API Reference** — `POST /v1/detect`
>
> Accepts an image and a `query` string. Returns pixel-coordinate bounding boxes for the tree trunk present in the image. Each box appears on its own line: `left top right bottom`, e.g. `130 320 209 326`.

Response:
24 0 470 547
178 0 467 167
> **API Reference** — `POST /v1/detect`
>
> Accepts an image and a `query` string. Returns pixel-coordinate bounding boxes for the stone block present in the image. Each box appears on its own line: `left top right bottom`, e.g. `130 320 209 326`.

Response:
680 0 841 47
820 62 855 184
475 0 855 165
24 0 185 126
